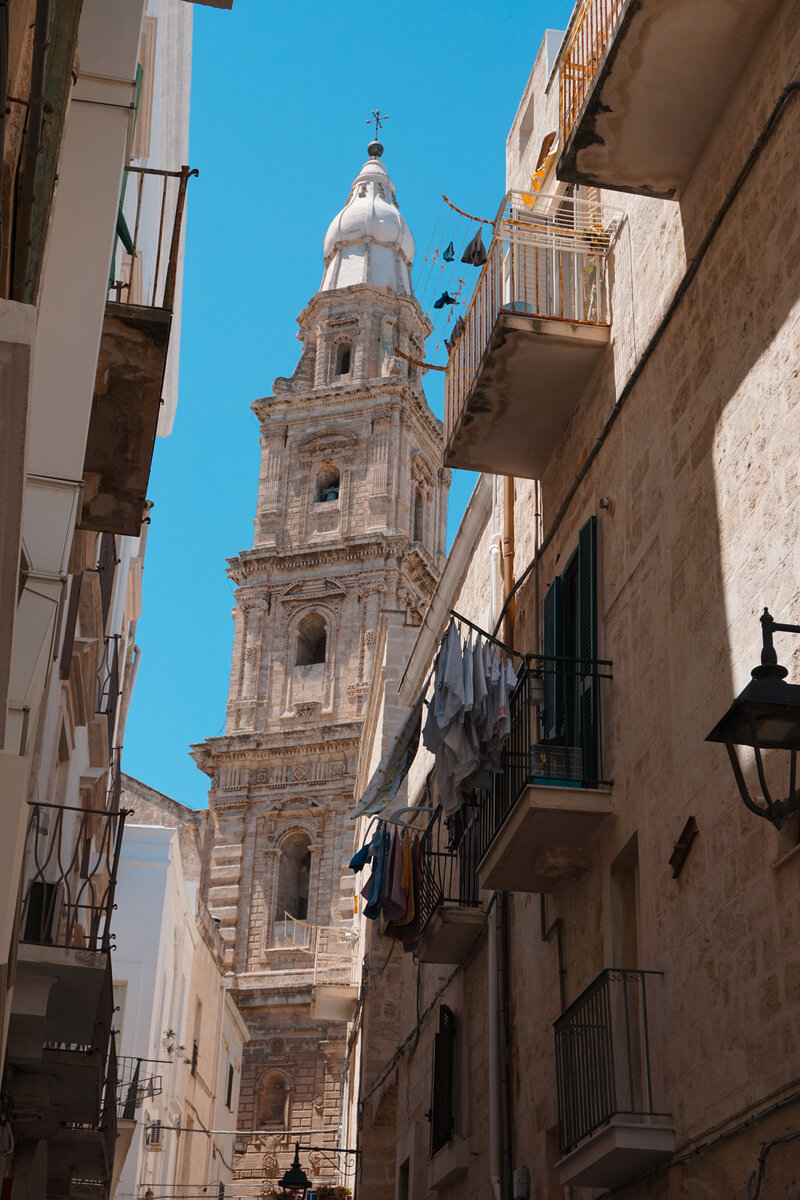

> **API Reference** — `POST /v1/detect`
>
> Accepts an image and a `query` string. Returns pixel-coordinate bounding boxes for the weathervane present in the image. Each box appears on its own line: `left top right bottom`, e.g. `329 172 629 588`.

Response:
366 109 389 141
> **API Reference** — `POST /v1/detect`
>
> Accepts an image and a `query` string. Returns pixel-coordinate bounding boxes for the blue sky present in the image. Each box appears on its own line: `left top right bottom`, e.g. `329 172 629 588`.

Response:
122 0 576 808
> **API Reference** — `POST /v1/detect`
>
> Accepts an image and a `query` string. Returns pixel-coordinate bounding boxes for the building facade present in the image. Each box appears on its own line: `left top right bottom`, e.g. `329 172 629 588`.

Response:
0 3 231 1197
350 2 800 1198
111 776 248 1200
190 144 449 1192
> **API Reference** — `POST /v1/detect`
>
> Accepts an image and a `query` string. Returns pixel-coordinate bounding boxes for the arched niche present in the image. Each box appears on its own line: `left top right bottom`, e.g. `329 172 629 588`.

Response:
317 465 340 504
295 612 327 666
257 1070 290 1128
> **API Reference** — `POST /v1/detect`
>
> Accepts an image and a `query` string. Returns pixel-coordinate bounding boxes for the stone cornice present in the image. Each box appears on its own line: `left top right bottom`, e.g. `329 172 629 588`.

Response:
252 379 443 442
227 532 418 582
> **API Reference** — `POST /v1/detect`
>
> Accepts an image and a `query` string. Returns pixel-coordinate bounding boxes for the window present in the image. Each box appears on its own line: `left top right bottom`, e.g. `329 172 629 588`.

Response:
274 831 312 937
226 1063 235 1110
317 466 340 503
191 999 202 1077
334 342 351 376
541 515 598 785
257 1072 289 1128
413 488 424 543
295 613 327 666
430 1005 456 1156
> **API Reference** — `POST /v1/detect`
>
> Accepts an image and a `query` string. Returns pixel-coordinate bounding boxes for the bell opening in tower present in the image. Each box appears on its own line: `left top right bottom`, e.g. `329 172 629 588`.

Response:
295 613 327 665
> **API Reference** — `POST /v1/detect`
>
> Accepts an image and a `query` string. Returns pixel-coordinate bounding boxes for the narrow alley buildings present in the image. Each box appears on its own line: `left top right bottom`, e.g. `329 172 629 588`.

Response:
349 2 800 1197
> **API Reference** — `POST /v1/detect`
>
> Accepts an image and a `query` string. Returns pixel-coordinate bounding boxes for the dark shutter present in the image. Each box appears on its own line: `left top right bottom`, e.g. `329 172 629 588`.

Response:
542 577 566 742
98 533 116 627
226 1063 234 1110
577 516 598 785
430 1005 456 1156
59 574 82 680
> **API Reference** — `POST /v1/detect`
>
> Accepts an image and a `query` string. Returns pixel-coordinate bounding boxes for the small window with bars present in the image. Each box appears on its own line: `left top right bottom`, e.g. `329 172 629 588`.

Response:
429 1004 456 1156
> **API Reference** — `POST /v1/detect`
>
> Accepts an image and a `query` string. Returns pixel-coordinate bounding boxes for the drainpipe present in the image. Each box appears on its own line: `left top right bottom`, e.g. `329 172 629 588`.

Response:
502 476 515 648
488 894 502 1200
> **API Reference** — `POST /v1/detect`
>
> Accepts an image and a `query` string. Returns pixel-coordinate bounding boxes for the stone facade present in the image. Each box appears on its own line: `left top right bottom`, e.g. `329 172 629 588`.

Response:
190 150 448 1190
350 3 800 1199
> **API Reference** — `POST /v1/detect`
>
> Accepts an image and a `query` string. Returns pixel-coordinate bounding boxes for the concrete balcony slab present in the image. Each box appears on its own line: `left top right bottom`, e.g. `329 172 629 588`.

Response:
478 784 613 893
557 1118 676 1189
417 905 484 965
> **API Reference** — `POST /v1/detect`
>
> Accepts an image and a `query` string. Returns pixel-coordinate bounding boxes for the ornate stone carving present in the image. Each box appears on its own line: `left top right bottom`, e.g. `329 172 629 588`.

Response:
252 769 270 785
313 1094 325 1115
363 629 376 645
296 702 321 719
329 762 345 778
291 765 308 782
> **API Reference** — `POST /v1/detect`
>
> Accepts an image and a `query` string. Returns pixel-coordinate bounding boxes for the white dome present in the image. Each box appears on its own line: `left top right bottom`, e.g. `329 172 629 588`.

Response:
320 149 415 295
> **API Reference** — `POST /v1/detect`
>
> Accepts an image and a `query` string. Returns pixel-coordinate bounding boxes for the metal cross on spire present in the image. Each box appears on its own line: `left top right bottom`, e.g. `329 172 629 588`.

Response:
366 109 389 141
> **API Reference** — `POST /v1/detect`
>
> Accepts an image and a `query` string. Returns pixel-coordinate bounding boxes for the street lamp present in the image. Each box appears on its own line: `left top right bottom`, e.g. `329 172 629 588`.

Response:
278 1143 310 1198
706 608 800 828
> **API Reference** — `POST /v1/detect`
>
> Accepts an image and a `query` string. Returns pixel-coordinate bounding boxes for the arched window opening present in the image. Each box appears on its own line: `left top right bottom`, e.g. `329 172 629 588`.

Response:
295 613 327 665
334 342 351 376
413 489 424 543
274 831 312 945
317 466 340 504
257 1073 289 1128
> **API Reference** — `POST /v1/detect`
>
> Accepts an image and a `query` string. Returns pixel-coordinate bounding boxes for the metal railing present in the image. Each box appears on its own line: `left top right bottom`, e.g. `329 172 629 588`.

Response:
444 191 619 444
274 911 314 951
197 898 226 962
554 968 669 1156
19 802 127 952
418 805 481 937
109 164 197 312
116 1056 164 1120
96 636 120 742
313 926 359 988
559 0 628 150
478 654 612 854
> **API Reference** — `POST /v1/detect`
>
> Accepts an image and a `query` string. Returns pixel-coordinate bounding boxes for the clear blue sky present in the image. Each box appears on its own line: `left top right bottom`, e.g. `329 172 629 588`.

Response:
122 0 575 808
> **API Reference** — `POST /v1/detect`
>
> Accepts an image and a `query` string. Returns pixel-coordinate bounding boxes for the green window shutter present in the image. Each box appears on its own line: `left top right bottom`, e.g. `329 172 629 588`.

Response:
577 515 598 785
542 576 566 742
110 63 144 284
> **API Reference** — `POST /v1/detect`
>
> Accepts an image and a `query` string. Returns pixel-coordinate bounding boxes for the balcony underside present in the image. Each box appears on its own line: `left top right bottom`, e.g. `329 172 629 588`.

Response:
557 1118 675 1189
47 1127 109 1197
310 983 358 1022
417 906 484 965
558 0 783 198
478 784 613 893
9 944 108 1058
444 314 608 480
80 301 171 536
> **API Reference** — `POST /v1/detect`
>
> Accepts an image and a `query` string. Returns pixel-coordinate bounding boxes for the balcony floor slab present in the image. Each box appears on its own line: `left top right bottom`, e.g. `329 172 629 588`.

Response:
478 784 613 893
445 314 609 479
557 1119 676 1189
558 0 783 197
310 983 359 1023
417 905 484 965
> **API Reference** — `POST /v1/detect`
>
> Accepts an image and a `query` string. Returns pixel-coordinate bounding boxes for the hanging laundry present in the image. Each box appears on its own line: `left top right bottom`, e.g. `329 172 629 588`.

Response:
361 824 391 920
351 695 424 817
433 291 457 309
443 241 455 262
461 227 488 267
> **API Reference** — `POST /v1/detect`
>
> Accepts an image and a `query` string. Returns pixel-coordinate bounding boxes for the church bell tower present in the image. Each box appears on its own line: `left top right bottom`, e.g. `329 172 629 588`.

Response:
191 141 449 1188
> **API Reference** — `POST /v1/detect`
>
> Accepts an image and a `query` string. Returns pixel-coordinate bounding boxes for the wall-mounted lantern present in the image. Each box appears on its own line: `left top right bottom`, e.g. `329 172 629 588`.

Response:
279 1143 310 1198
706 608 800 828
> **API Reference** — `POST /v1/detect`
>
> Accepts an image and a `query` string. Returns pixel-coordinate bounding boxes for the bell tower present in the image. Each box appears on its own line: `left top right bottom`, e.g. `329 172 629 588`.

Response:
191 142 449 1189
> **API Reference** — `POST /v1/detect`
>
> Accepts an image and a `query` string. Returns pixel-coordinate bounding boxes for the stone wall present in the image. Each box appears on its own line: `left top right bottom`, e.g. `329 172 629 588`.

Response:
353 1 800 1197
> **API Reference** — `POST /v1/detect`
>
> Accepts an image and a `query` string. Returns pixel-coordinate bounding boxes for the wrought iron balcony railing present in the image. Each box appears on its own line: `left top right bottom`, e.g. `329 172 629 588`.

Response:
96 637 120 742
19 802 127 953
554 968 669 1156
559 0 627 151
109 165 197 313
479 653 612 849
418 805 481 937
444 190 619 448
117 1056 164 1120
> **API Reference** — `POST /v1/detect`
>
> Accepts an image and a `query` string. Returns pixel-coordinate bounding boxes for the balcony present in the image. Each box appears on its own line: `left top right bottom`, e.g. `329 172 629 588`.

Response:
478 655 613 893
554 969 674 1188
417 806 483 965
310 926 360 1022
557 0 783 198
47 1037 119 1200
80 166 196 536
443 191 619 480
10 801 127 1054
